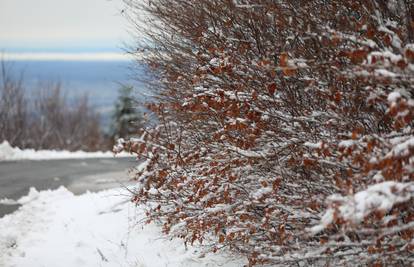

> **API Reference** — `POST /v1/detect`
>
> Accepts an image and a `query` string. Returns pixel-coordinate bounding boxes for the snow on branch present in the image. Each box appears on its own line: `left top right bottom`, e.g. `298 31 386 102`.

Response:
311 182 414 234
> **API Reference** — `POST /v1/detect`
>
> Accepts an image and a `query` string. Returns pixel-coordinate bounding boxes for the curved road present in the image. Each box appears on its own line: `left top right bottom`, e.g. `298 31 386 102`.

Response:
0 158 138 218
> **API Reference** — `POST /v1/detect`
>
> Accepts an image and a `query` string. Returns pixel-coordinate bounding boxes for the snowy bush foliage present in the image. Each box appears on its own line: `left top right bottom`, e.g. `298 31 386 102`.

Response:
119 1 414 265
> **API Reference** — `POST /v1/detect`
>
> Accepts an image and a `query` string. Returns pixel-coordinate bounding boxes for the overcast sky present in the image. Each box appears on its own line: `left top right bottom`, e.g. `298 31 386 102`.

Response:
0 0 131 52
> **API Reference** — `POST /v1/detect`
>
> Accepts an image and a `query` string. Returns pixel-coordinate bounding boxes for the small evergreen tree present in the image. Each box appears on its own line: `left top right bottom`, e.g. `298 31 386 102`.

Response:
110 85 142 142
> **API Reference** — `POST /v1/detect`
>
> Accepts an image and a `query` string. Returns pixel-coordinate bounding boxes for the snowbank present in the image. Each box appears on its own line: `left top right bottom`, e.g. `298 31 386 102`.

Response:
0 141 132 161
0 186 244 267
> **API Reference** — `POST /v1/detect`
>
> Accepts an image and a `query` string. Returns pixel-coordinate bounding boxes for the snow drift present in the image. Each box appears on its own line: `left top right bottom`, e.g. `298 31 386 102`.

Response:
0 141 131 161
0 186 244 267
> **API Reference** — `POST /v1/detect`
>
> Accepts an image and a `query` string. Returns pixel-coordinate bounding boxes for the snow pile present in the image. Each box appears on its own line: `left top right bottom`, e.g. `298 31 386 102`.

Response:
0 188 40 206
0 141 132 161
0 186 244 267
311 181 414 234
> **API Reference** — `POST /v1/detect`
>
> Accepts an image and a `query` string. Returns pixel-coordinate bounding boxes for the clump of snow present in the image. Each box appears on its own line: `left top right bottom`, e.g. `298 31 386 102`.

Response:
388 91 401 103
0 186 244 267
15 187 40 205
0 141 132 162
112 138 126 154
338 140 356 148
311 182 414 234
251 187 273 199
309 209 334 235
375 69 397 77
388 137 414 158
0 198 18 205
367 50 403 65
0 187 45 207
304 141 323 149
209 57 220 67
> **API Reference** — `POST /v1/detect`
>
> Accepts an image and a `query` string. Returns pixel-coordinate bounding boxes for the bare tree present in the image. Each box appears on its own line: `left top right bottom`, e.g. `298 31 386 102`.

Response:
30 84 105 151
0 60 28 147
0 60 108 151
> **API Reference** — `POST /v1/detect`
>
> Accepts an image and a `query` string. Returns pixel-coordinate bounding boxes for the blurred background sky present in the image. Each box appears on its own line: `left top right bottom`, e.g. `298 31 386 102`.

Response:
0 0 146 131
0 0 130 57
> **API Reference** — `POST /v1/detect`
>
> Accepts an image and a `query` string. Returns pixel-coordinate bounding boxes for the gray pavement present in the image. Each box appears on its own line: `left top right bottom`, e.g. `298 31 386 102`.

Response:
0 157 138 218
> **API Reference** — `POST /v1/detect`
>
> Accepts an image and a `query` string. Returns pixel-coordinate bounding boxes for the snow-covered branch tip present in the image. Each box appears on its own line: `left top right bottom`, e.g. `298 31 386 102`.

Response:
311 182 414 235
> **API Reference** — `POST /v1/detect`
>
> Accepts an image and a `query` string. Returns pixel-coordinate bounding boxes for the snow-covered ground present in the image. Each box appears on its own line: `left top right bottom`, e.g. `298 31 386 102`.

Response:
0 186 245 267
0 141 132 161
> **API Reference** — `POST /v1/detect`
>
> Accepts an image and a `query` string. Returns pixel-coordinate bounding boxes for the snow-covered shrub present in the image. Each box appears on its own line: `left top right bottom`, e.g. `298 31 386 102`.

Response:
120 1 414 265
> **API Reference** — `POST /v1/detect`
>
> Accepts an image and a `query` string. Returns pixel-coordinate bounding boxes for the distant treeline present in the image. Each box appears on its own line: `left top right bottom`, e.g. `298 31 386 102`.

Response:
0 61 111 151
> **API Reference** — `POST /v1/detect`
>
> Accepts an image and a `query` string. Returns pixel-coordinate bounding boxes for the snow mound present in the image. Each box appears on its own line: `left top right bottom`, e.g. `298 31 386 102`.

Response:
0 141 132 161
0 186 244 267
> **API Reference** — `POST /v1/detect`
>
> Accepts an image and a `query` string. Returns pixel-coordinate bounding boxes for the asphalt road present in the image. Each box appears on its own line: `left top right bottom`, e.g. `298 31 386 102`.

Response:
0 157 138 218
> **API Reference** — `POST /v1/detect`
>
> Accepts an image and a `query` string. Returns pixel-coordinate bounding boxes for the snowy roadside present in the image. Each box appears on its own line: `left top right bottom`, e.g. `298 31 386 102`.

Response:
0 186 245 267
0 141 132 161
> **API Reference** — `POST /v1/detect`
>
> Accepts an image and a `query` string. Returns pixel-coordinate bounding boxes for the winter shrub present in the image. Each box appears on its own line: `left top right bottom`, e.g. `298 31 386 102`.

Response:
119 1 414 265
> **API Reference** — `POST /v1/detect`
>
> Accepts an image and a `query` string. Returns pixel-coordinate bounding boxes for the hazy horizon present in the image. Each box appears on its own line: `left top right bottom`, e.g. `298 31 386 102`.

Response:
0 0 133 58
0 0 146 130
1 52 132 61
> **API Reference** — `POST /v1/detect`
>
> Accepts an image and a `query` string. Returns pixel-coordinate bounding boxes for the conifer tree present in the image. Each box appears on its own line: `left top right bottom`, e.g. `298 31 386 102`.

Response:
111 85 142 142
